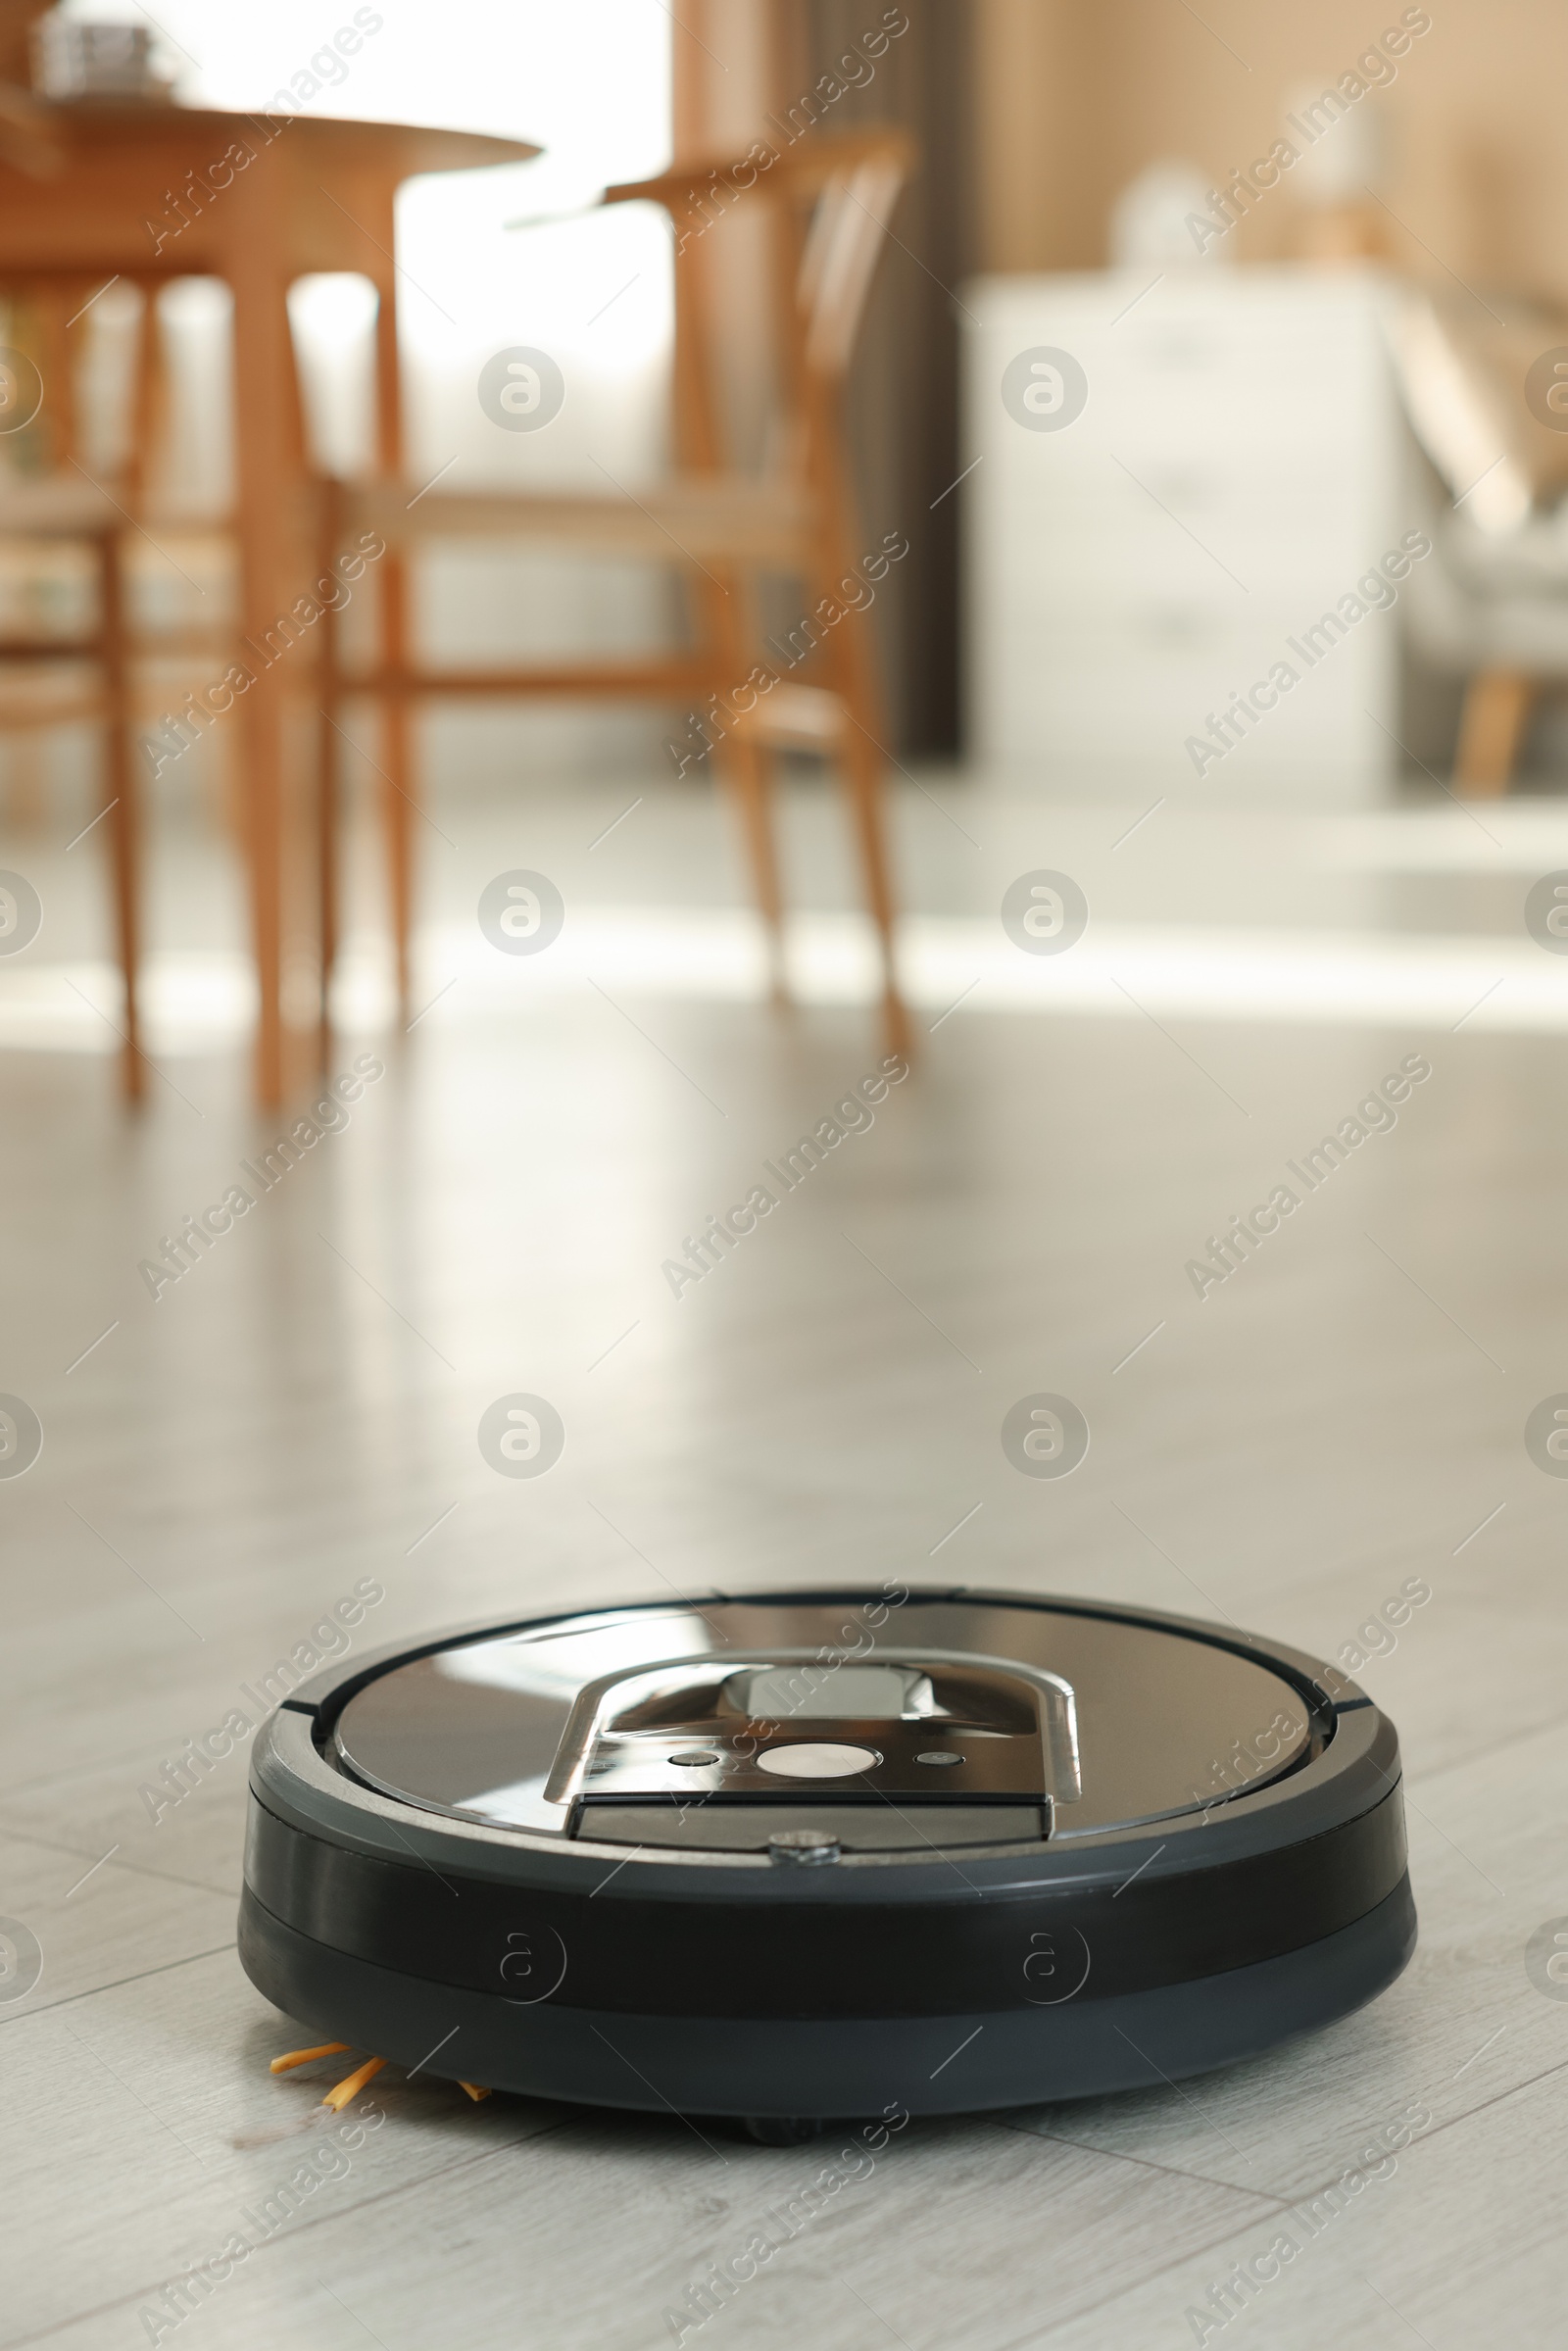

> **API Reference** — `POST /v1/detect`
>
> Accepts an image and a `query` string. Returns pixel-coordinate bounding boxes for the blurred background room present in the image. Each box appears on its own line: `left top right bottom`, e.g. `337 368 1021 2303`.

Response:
5 2 1568 2343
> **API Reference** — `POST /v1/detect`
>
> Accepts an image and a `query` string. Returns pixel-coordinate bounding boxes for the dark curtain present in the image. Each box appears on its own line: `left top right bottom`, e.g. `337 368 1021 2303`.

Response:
775 3 975 758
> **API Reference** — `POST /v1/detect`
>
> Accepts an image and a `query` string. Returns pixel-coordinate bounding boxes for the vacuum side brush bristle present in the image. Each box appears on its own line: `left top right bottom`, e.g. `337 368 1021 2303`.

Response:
320 2054 388 2111
269 2041 350 2074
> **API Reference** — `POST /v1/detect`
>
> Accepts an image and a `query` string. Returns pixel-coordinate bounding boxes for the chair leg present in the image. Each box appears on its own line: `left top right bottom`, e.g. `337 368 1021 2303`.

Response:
380 553 415 1015
823 596 909 1059
719 728 788 1005
317 688 338 1072
6 737 44 827
383 691 414 1016
100 535 142 1103
318 476 342 1069
693 561 788 1005
837 709 910 1059
1455 668 1533 797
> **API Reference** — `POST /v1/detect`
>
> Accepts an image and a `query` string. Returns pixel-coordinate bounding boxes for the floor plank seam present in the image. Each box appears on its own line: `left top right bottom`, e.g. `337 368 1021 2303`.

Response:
0 2113 579 2351
0 1821 238 1900
986 2053 1568 2348
978 2202 1298 2351
1412 2046 1568 2144
992 2113 1294 2210
0 1941 239 2028
0 1739 219 1804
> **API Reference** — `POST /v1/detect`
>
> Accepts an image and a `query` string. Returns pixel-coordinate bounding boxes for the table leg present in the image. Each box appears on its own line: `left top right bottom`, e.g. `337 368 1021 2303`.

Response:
226 203 322 1107
370 266 416 1014
318 473 342 1068
99 530 142 1102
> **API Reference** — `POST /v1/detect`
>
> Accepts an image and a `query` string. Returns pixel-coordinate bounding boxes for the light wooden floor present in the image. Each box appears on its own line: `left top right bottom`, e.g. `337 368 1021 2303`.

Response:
3 775 1568 2349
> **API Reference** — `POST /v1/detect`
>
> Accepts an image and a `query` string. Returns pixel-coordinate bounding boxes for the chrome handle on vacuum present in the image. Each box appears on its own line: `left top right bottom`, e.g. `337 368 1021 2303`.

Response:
543 1647 1080 1808
545 1655 733 1806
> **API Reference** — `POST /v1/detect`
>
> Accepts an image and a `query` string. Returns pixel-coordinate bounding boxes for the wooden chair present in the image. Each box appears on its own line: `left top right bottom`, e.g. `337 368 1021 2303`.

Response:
319 126 916 1054
0 271 255 1099
0 277 144 1096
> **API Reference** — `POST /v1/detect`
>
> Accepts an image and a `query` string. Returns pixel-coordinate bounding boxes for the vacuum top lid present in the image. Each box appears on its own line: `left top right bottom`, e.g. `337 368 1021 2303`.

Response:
242 1592 1407 2116
329 1592 1322 1844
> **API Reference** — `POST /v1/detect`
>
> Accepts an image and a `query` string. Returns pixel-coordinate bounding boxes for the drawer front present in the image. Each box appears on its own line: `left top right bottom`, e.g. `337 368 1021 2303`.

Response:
972 607 1396 770
975 503 1400 605
964 270 1402 772
968 272 1396 476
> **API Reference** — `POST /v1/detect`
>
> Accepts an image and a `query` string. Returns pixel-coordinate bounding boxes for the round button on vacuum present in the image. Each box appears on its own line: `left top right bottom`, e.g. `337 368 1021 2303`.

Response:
767 1829 841 1865
757 1742 880 1779
668 1750 721 1767
916 1751 963 1766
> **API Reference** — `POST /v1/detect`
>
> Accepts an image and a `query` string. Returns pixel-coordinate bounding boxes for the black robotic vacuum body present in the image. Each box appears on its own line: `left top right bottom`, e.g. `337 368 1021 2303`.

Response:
239 1587 1414 2118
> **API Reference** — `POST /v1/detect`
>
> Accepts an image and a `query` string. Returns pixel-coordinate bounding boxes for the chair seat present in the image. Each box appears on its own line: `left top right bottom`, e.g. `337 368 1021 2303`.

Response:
0 660 105 728
0 474 128 537
731 682 845 749
345 474 815 565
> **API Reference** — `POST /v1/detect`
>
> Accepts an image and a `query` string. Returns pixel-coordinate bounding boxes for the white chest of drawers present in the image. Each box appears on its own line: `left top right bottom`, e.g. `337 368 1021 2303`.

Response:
963 268 1404 799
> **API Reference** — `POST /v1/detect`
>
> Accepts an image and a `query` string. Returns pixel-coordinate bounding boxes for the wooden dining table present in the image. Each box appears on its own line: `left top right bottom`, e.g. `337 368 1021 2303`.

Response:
0 99 537 1104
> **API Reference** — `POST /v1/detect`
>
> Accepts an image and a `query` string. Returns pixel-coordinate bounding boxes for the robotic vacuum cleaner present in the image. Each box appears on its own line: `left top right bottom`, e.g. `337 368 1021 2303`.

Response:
239 1587 1414 2123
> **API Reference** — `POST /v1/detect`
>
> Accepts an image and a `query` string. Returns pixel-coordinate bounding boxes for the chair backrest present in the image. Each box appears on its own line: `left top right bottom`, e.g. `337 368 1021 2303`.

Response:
777 131 914 389
0 3 71 176
604 126 916 493
0 270 171 495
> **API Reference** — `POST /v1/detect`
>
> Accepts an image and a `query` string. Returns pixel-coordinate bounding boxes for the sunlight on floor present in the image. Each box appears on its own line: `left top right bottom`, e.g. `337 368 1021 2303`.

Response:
8 906 1562 1054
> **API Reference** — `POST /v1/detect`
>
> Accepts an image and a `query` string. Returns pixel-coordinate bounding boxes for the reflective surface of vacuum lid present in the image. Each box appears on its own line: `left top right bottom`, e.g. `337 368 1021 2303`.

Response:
329 1591 1319 1842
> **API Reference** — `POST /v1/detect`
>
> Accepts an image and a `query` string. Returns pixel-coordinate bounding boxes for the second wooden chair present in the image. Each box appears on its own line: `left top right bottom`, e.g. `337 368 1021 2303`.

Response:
319 126 916 1053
